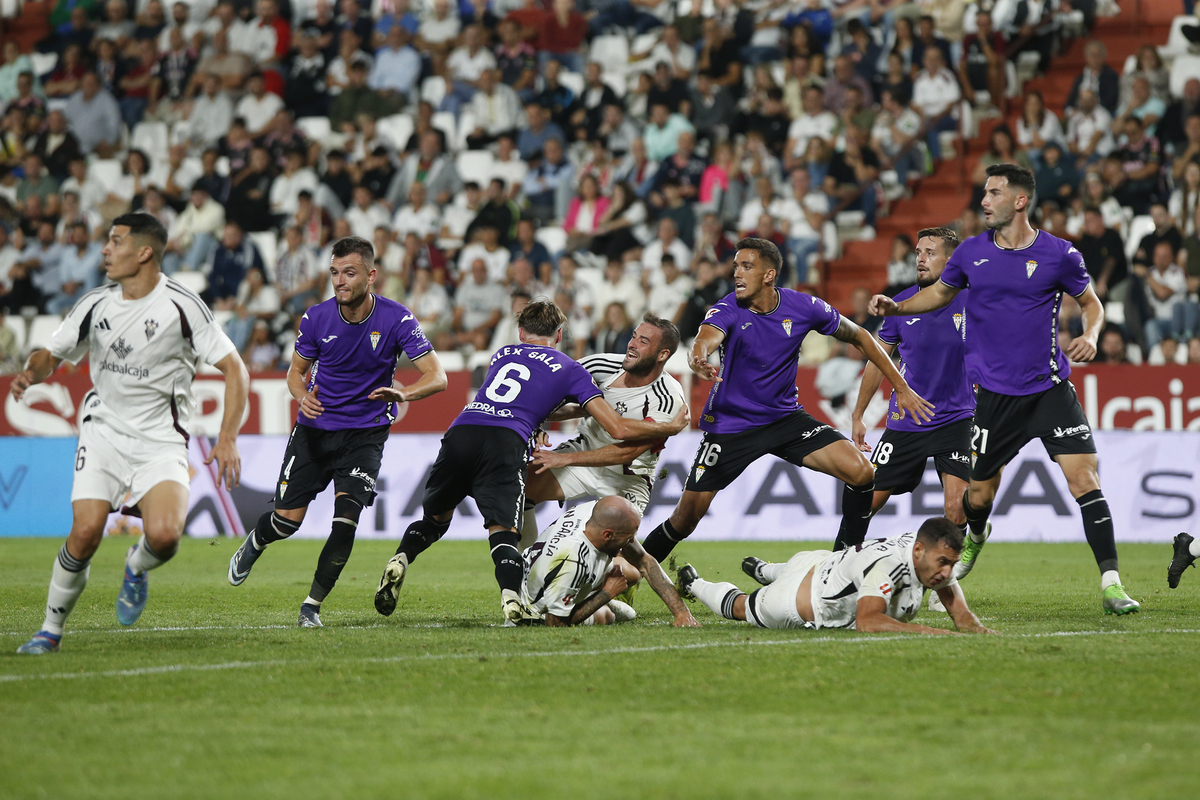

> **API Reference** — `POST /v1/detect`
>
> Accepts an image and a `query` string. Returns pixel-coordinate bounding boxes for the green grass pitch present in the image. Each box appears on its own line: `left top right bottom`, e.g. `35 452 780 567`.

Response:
1 536 1198 800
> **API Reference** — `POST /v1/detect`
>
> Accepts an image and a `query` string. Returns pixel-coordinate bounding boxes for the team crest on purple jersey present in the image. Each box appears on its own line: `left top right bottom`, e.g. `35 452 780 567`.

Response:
782 318 793 336
1026 260 1038 277
370 331 381 350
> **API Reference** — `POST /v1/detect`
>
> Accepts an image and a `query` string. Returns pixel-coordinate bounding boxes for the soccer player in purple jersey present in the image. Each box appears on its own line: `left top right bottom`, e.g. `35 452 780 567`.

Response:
838 227 974 550
372 300 695 626
228 237 449 628
640 238 935 565
869 163 1140 615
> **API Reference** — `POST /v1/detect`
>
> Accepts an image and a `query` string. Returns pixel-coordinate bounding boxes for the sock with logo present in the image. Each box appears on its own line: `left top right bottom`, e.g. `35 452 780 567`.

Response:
962 490 992 543
1076 489 1119 575
42 543 92 636
252 510 301 547
309 495 363 604
834 481 875 551
396 515 452 562
642 519 685 562
488 529 523 593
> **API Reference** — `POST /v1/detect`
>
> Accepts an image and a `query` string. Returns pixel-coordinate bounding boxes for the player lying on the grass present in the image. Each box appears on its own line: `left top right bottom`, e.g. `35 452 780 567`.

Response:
1168 532 1198 588
12 213 249 655
374 300 690 625
227 236 447 628
523 496 699 627
677 517 995 635
518 313 687 550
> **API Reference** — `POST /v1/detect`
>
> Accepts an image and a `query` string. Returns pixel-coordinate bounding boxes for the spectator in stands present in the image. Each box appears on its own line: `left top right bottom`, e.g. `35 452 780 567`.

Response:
63 71 121 159
325 29 372 97
1120 44 1169 108
826 127 881 228
16 154 59 218
645 60 689 116
1016 90 1063 169
440 257 507 352
338 0 376 52
284 29 330 119
0 227 25 314
0 305 19 373
164 182 225 274
593 300 635 355
1171 114 1200 184
678 257 731 340
883 233 917 297
646 253 692 324
459 222 511 283
696 17 741 92
12 221 63 313
642 102 694 163
115 38 157 130
970 125 1032 204
465 68 523 149
370 24 422 110
689 72 734 149
441 24 496 118
48 221 102 314
392 181 441 244
1077 207 1129 303
589 180 648 262
494 18 537 101
871 88 922 186
912 46 960 163
1157 79 1200 155
912 14 953 76
464 178 518 245
1132 203 1182 269
824 54 873 116
1110 117 1161 215
275 225 322 315
1112 76 1165 140
1035 142 1080 207
522 136 573 224
225 266 280 351
226 145 275 232
593 257 644 326
9 72 45 133
614 135 658 199
508 255 549 299
418 0 462 58
693 210 737 270
1138 240 1193 364
1171 161 1200 239
331 60 393 131
847 285 882 335
784 84 840 174
205 221 263 309
389 130 462 207
516 101 565 162
236 72 285 138
640 215 690 284
841 19 882 88
96 0 135 53
1066 39 1119 115
563 173 609 253
549 252 594 316
958 9 1006 110
44 44 88 101
537 0 588 74
1065 88 1114 167
409 265 452 341
1094 323 1131 365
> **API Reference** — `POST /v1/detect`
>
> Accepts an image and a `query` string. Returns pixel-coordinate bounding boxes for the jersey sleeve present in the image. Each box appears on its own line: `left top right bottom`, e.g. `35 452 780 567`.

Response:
294 309 318 360
189 307 238 366
566 360 603 405
940 248 968 290
646 377 685 423
1060 243 1091 297
808 294 841 336
876 314 901 344
47 293 102 365
856 554 902 603
700 297 737 334
397 308 434 361
532 553 594 619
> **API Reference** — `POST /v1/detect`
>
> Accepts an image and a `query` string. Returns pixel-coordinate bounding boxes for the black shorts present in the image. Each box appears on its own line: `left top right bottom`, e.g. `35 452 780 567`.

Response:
685 409 847 492
274 423 390 510
422 425 528 529
871 418 973 494
971 380 1096 481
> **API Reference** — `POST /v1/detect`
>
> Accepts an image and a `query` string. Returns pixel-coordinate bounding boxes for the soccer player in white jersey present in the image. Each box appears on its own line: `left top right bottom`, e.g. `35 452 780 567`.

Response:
677 518 995 635
522 496 698 627
12 213 249 654
518 313 687 549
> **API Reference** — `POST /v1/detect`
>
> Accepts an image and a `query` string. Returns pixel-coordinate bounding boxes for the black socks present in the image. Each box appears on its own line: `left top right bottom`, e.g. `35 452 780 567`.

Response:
1077 489 1119 573
642 519 685 562
309 495 363 603
834 481 875 551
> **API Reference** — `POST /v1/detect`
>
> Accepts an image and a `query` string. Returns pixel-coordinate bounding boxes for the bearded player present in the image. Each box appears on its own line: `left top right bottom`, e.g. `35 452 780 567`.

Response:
640 237 934 564
870 163 1139 615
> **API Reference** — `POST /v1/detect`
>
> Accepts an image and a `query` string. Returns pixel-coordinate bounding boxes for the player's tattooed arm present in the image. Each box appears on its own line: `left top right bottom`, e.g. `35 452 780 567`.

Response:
621 540 701 627
850 339 896 451
10 349 63 402
869 281 959 317
545 567 628 626
835 317 934 424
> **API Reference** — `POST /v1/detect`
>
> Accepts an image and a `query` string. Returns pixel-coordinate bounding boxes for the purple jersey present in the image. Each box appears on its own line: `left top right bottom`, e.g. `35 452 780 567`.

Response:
700 289 841 434
877 285 975 432
294 294 433 430
939 230 1089 396
451 343 603 443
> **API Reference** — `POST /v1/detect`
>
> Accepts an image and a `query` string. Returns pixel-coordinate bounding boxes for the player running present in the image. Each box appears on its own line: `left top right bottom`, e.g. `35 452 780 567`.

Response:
373 300 689 625
870 163 1140 615
518 313 687 549
227 236 446 628
13 213 248 654
640 237 934 564
677 517 994 634
841 227 973 550
522 496 698 627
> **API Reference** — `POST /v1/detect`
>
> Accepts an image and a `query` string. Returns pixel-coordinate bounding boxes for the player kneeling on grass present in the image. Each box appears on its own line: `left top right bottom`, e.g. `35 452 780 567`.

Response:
677 518 995 635
523 496 699 627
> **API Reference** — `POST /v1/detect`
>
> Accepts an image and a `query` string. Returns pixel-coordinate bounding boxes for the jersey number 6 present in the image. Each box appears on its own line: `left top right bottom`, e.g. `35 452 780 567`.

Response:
484 363 532 403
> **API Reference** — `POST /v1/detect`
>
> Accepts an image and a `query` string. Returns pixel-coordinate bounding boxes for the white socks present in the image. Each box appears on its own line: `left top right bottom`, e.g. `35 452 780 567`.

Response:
126 535 169 576
1100 570 1122 590
760 562 786 583
690 577 743 620
43 544 91 636
303 595 322 609
1191 538 1200 558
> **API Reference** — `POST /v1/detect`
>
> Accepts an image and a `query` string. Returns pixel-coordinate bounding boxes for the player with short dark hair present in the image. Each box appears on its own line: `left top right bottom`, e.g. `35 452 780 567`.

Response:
640 237 934 565
228 236 448 628
13 213 249 654
679 517 994 634
373 300 689 625
870 162 1140 615
842 227 972 552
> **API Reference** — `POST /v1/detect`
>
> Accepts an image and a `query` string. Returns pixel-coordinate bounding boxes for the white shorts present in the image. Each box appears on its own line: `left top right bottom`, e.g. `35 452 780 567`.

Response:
551 464 652 512
744 550 830 630
71 417 191 512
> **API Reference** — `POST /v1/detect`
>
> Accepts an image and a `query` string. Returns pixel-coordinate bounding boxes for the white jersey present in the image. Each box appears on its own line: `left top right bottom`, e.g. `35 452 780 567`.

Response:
48 274 237 446
557 354 686 484
810 532 956 629
521 501 612 620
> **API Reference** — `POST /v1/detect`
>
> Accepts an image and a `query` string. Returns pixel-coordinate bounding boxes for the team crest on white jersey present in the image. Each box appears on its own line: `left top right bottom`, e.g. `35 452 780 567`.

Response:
782 318 793 336
1026 260 1038 278
370 331 381 350
614 401 628 414
144 319 158 341
953 312 964 331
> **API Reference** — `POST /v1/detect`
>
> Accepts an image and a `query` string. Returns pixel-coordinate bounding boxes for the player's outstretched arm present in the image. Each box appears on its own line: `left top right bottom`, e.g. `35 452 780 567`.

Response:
869 281 959 317
850 339 896 451
936 584 998 634
854 596 961 635
688 323 726 382
546 402 585 422
206 351 249 489
585 396 690 442
835 318 934 424
9 349 63 402
1066 283 1105 363
620 540 700 627
287 351 323 419
530 441 651 473
368 350 448 403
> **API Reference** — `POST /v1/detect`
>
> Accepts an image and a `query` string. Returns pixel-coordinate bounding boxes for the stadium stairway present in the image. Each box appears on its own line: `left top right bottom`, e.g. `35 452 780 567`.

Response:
822 0 1173 313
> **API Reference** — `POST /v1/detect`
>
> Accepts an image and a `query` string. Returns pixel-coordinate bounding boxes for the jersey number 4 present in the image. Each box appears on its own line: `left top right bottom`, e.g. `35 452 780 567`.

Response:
484 363 531 403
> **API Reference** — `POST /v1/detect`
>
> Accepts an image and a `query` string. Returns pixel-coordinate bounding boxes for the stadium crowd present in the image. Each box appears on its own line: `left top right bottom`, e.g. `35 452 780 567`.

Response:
1 0 1198 378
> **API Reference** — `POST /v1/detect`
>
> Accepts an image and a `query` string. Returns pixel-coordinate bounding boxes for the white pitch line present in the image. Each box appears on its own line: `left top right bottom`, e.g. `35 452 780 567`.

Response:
3 628 1199 684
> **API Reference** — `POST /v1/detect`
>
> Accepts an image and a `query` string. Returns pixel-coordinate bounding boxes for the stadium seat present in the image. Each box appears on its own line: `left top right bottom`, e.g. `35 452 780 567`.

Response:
438 351 465 371
1161 15 1199 58
296 116 332 147
456 150 494 183
87 159 122 187
249 232 278 281
491 159 528 192
558 70 585 97
421 76 447 107
431 111 457 151
1124 215 1154 262
216 156 230 176
28 51 57 79
378 113 414 151
172 270 208 295
454 109 476 152
534 226 568 256
3 313 26 354
131 121 169 163
1170 55 1200 98
26 315 62 352
590 35 630 79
